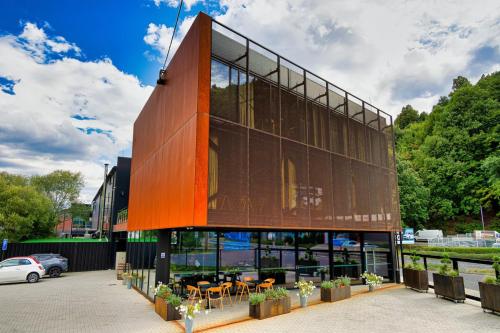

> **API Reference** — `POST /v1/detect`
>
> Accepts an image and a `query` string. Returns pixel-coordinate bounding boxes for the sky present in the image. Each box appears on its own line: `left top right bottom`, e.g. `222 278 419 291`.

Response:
0 0 499 203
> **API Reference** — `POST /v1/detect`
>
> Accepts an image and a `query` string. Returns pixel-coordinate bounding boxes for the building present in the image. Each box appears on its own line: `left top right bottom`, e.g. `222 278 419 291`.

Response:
91 157 131 241
55 204 92 237
126 13 401 299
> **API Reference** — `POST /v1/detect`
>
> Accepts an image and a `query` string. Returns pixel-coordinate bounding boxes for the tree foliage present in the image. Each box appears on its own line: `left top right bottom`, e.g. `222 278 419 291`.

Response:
31 170 84 216
396 72 500 231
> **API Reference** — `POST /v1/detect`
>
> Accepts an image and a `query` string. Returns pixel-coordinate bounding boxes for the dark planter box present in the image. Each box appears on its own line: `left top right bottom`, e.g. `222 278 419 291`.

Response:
433 273 465 302
249 296 291 320
155 297 181 321
320 286 351 302
259 271 286 285
479 282 500 313
403 268 428 292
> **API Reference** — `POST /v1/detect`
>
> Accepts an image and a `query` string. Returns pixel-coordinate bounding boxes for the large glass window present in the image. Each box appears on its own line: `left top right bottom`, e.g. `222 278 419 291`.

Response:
332 232 362 283
308 101 330 150
281 90 306 143
249 76 279 134
364 233 392 280
220 232 259 281
249 131 281 226
331 155 353 225
281 140 309 227
260 231 296 286
309 148 334 227
208 119 248 226
210 60 247 125
170 231 217 278
297 232 329 283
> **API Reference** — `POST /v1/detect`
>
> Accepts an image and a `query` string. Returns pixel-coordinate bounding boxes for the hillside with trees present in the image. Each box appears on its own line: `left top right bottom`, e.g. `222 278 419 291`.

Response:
396 72 500 233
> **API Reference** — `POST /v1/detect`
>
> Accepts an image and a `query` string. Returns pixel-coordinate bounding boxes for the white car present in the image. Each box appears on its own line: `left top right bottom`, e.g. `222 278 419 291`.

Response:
0 256 46 284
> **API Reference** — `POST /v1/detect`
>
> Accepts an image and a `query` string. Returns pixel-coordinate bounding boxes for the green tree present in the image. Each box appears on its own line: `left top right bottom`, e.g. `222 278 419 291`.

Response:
397 158 430 230
0 174 54 241
396 72 500 231
395 105 420 129
31 170 84 217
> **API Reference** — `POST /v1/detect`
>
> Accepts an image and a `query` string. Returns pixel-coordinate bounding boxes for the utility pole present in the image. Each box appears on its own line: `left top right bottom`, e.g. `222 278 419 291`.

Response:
480 205 485 231
99 163 109 240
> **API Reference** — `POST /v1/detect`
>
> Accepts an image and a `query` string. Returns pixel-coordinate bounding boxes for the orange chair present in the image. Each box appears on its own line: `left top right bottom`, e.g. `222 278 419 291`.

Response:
243 276 256 292
220 282 233 305
256 282 273 293
197 281 211 299
264 278 275 285
206 286 224 310
235 280 250 302
186 285 201 304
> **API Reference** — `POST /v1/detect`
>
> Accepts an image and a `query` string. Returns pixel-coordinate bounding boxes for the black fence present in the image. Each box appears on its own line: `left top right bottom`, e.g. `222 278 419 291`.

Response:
3 242 114 272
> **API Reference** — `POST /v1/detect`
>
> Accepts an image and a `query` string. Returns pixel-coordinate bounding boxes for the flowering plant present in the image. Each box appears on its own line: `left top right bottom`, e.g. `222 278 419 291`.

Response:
294 279 315 297
153 282 172 300
361 272 383 287
177 300 205 320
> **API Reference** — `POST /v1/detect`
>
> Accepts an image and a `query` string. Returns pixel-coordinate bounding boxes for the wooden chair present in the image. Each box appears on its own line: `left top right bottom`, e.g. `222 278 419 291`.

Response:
243 276 256 292
256 282 273 293
220 282 233 305
197 281 211 299
186 285 201 304
206 286 224 310
264 278 275 288
235 281 250 302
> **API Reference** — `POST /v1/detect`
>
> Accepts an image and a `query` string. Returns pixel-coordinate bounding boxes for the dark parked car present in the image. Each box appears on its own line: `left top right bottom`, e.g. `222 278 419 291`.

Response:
30 253 68 278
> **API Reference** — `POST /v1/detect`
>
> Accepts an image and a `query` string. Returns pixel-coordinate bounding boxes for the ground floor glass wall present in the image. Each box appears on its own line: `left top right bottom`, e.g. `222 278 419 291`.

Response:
126 229 394 293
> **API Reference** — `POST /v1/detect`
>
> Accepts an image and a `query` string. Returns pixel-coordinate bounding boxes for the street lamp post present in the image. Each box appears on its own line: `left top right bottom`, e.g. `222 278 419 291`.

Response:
99 163 109 240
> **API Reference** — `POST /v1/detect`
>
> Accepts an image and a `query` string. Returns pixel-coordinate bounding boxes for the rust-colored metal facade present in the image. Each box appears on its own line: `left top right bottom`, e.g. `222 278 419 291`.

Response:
128 13 401 233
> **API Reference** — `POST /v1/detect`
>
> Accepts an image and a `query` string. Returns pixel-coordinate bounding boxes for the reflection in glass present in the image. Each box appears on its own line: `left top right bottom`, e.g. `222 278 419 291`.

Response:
364 233 391 279
308 101 330 150
297 232 329 283
332 155 353 224
220 232 259 281
249 76 279 134
281 140 309 227
170 231 217 276
332 232 362 283
309 148 333 227
260 232 295 285
249 131 281 226
208 119 248 226
281 90 306 142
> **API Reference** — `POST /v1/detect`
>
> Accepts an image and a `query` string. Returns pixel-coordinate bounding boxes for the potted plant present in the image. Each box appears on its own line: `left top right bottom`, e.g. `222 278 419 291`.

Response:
177 300 205 333
317 267 328 281
136 274 144 289
259 268 286 285
320 276 351 302
361 272 383 292
478 256 500 313
433 253 465 303
403 251 429 292
295 279 315 307
154 282 182 321
130 272 138 287
249 287 291 320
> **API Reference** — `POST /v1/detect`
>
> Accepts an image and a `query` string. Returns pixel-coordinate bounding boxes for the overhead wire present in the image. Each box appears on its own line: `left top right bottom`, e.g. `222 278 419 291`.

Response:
161 0 184 70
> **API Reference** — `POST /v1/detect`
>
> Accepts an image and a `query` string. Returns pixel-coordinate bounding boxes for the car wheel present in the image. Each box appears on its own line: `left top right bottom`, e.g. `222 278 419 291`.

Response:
48 267 62 278
27 272 39 283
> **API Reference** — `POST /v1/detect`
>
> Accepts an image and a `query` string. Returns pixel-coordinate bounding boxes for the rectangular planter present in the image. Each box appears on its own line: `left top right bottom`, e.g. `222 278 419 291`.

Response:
155 297 181 321
403 268 428 292
320 286 351 302
249 296 291 320
433 273 465 302
479 282 500 313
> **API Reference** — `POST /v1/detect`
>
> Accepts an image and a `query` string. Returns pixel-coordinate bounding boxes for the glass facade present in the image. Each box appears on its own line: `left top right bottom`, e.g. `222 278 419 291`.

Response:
209 22 400 231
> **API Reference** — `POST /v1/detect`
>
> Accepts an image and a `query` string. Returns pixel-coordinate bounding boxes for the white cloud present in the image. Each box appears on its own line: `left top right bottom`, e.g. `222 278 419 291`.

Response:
145 0 500 117
0 22 153 202
153 0 202 11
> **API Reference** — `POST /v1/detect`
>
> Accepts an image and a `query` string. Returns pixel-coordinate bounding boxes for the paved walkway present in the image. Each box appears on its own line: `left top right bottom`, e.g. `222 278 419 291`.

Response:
1 270 499 333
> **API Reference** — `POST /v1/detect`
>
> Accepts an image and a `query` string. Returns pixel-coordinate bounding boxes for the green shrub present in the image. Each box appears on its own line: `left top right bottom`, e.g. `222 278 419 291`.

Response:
483 276 497 285
249 293 266 305
438 253 459 277
165 294 182 307
321 280 334 289
264 287 288 300
339 276 351 287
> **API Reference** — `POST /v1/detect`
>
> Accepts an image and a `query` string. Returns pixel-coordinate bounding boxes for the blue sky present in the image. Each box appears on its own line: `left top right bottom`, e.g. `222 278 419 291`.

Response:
0 1 499 202
1 0 216 85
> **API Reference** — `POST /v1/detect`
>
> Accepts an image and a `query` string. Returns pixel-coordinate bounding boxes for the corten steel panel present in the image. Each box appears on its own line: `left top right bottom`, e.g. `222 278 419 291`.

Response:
128 13 211 231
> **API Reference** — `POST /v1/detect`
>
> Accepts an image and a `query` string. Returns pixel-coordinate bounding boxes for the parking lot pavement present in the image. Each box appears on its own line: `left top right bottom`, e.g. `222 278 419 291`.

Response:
0 270 179 333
